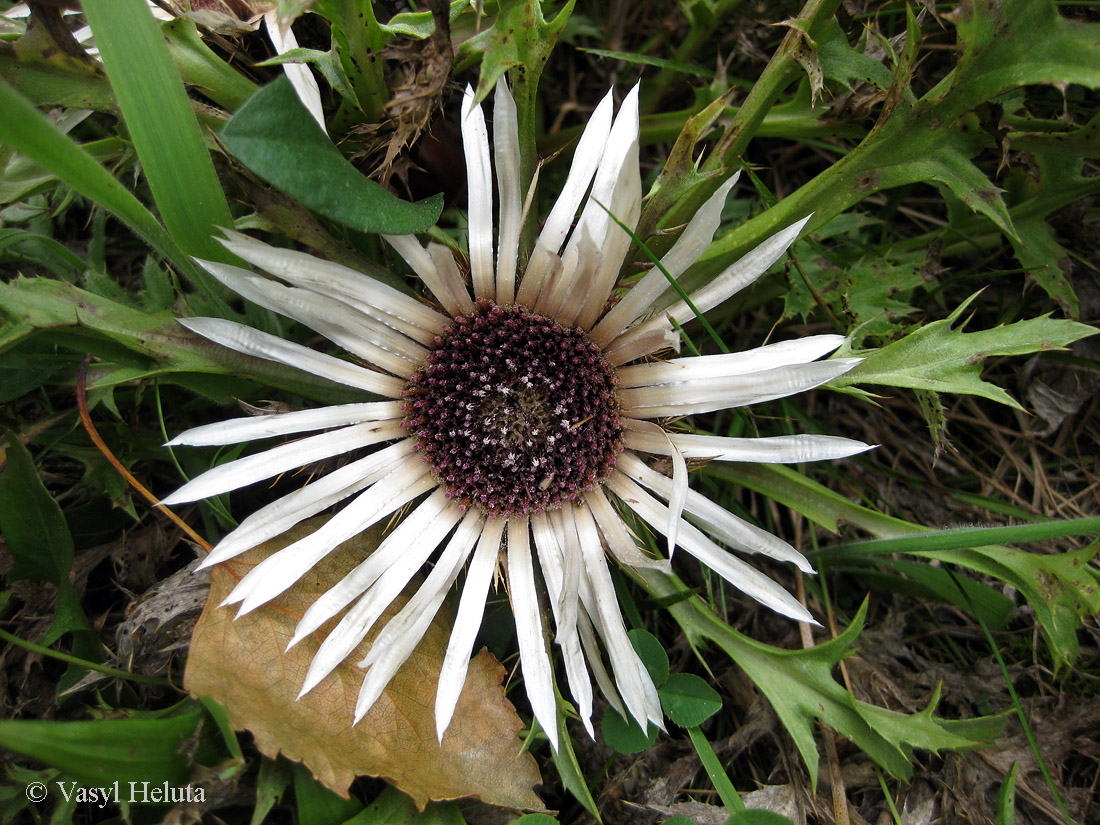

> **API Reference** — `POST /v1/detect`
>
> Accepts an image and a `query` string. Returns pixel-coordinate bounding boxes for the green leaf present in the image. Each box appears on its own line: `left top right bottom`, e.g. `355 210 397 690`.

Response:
601 708 658 755
0 228 87 280
293 761 363 825
0 432 96 653
848 559 1013 630
161 17 259 112
816 17 893 91
628 628 670 687
635 574 1002 786
347 784 446 825
0 276 362 406
460 0 576 103
853 684 1008 765
0 708 207 786
996 762 1019 825
659 673 722 728
835 293 1098 409
251 758 291 825
0 81 213 297
82 0 236 264
550 690 601 822
510 816 560 825
222 77 442 235
726 812 797 825
725 461 1100 671
578 48 714 78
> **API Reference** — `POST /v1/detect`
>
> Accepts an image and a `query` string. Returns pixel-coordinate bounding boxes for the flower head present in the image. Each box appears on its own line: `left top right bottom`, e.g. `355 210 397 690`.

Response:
165 82 871 747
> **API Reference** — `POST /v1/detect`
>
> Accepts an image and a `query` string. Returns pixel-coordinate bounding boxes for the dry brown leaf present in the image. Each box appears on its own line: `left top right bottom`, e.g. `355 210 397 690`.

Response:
184 517 543 811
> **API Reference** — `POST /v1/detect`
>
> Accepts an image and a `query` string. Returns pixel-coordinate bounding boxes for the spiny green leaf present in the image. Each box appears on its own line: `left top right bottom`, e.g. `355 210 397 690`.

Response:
729 459 1100 671
222 78 442 235
460 0 576 104
835 293 1098 409
637 570 1003 786
816 17 893 91
853 684 1007 763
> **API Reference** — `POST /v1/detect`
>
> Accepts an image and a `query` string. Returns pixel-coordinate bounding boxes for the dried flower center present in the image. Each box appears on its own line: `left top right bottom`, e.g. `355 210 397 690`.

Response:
402 300 623 517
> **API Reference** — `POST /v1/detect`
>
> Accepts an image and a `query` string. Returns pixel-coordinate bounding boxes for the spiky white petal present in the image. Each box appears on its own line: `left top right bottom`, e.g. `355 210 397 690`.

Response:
354 510 485 723
461 86 494 300
607 473 814 622
199 439 415 568
167 401 404 447
591 173 740 347
161 420 403 506
178 317 406 397
435 517 505 739
507 519 559 750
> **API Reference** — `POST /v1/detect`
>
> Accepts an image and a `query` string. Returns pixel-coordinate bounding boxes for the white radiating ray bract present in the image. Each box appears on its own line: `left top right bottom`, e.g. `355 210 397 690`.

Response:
167 79 873 748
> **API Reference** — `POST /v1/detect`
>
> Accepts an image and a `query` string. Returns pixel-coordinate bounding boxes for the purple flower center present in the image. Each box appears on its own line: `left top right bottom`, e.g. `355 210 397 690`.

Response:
402 300 623 517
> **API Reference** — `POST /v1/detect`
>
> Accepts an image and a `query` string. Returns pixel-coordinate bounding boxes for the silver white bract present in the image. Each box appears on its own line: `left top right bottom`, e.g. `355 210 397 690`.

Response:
165 82 871 748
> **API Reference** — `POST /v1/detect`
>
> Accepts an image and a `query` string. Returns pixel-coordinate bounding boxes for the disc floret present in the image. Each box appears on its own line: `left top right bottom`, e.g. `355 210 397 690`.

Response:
402 300 623 517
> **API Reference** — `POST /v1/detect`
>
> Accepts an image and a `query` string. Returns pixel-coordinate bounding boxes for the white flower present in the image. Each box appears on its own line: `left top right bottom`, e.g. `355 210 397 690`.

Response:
165 82 871 748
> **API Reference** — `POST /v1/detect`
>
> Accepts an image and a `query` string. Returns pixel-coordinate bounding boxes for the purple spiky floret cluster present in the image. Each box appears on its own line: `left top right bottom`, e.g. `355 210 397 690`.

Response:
402 300 623 517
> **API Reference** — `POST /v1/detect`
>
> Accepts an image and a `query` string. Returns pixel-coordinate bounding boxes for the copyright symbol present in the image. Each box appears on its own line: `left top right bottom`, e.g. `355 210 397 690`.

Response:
26 782 47 802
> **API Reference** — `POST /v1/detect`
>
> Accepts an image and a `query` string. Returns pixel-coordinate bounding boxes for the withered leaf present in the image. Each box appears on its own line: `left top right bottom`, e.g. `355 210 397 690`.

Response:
184 517 543 811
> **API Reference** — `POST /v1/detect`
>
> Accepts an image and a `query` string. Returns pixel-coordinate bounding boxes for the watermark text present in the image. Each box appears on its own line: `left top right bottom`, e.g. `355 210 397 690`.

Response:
25 781 205 808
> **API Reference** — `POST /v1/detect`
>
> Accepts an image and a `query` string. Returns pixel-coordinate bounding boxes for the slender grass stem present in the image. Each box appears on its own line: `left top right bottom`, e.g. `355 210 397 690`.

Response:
947 569 1074 825
0 627 171 687
687 725 746 814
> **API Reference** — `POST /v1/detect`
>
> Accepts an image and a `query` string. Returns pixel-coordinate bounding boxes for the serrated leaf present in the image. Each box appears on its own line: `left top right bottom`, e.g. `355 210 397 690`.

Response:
853 684 1008 763
836 293 1098 408
816 18 893 91
221 77 442 235
725 462 1100 672
184 518 543 811
659 673 722 728
460 0 576 104
637 572 1003 786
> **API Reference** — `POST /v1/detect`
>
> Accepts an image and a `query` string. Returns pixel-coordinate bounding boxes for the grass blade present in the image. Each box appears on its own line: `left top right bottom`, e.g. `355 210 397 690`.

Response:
0 81 182 272
82 0 235 263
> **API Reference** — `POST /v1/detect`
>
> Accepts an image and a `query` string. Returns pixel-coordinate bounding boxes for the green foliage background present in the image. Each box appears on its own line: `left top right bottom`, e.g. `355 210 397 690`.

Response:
0 0 1098 822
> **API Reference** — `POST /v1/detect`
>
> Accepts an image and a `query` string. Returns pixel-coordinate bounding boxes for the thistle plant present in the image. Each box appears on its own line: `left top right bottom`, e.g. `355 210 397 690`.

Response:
0 1 1098 824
